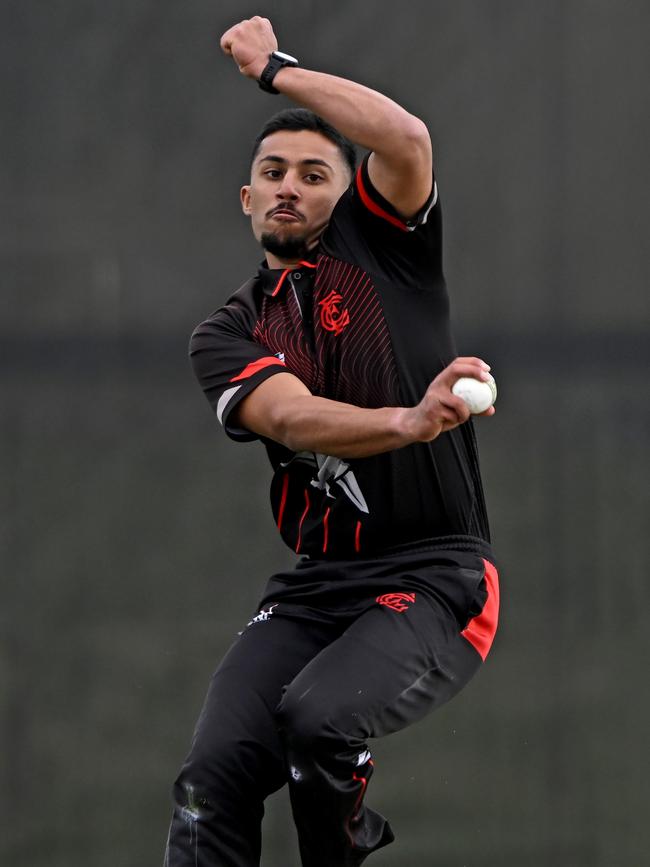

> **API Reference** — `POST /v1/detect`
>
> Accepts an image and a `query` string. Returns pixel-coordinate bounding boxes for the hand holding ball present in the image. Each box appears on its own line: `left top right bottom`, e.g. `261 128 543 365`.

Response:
452 375 497 414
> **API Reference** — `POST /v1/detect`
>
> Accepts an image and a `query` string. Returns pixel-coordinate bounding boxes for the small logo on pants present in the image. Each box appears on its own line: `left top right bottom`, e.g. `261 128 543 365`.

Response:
247 603 278 627
376 592 416 612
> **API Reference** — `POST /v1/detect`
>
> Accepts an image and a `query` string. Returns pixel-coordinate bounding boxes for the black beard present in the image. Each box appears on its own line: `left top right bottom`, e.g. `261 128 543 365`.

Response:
260 231 310 261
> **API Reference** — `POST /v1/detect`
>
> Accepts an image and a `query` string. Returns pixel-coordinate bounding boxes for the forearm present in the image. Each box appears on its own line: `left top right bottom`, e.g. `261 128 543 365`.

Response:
233 373 416 458
234 357 493 457
266 393 414 459
271 66 428 159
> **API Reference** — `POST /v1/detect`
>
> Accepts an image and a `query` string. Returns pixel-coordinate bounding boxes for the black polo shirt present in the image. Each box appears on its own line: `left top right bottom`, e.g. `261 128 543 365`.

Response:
190 154 491 560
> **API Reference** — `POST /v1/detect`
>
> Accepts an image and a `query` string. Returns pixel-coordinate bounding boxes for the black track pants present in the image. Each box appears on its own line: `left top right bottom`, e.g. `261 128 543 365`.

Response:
164 551 499 867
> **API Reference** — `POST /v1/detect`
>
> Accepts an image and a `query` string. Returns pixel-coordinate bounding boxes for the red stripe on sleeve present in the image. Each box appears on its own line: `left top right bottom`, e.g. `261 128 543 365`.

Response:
230 356 285 382
461 560 500 661
355 165 408 232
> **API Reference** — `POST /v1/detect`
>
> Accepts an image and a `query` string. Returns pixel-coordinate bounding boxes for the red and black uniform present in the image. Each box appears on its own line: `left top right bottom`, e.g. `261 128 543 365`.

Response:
165 157 500 867
190 154 490 560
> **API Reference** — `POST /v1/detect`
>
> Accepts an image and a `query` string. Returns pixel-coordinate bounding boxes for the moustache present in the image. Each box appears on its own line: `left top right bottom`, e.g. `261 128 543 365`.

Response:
267 204 305 220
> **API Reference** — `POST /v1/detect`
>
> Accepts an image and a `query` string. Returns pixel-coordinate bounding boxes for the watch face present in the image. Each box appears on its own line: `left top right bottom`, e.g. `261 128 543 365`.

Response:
273 51 298 64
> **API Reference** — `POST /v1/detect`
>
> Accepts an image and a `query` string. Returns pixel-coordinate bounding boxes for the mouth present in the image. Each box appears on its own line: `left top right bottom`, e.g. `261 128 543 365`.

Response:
268 206 304 223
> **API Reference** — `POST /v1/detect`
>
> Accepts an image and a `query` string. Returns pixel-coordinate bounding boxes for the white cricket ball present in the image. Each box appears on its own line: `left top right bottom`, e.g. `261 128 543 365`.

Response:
452 375 497 414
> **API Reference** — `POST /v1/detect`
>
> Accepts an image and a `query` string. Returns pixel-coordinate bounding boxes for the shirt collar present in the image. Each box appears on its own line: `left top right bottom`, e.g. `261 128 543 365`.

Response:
257 254 318 298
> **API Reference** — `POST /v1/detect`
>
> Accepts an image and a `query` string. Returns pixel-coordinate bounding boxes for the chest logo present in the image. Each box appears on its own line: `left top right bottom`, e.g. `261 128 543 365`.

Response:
319 290 351 335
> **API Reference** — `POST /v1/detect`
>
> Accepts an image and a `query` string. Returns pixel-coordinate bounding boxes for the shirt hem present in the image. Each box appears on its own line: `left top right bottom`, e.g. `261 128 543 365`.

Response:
303 534 494 564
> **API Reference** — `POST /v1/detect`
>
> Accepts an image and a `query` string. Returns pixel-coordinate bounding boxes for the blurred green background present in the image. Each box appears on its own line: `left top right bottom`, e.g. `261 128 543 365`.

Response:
2 1 648 865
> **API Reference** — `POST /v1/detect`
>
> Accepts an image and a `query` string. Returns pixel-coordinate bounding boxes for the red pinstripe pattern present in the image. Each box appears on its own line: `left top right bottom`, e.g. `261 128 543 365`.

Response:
253 288 317 390
252 254 400 410
247 255 401 557
314 256 400 407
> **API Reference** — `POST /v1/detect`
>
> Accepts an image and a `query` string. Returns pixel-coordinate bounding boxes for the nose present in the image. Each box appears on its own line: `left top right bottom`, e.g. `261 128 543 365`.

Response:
276 171 300 201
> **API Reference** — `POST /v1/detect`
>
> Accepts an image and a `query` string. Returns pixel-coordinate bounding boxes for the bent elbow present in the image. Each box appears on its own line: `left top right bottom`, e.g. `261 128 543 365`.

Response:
264 399 301 452
402 115 430 145
401 116 432 162
266 396 314 454
274 414 307 454
378 113 432 174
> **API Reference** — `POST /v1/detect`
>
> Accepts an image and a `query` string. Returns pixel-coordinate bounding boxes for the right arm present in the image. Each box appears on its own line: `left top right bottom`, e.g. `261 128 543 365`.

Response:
220 16 432 219
233 357 495 460
190 296 493 458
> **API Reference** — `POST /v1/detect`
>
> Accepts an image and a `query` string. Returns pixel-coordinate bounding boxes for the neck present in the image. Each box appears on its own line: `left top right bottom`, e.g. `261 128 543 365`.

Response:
265 252 301 269
262 231 323 270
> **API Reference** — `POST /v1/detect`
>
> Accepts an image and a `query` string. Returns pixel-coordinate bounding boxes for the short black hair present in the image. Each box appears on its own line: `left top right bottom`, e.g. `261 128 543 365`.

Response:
251 108 357 178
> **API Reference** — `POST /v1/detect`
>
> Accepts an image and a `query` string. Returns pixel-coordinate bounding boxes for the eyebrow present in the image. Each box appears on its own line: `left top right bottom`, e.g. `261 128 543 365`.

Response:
259 155 334 171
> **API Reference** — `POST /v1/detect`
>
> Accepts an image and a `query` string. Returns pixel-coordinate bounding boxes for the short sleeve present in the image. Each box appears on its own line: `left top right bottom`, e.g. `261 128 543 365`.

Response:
321 153 443 291
189 292 287 442
354 153 438 232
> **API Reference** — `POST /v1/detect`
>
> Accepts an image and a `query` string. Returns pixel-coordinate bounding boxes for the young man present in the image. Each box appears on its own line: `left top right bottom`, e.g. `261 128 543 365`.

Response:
165 15 499 867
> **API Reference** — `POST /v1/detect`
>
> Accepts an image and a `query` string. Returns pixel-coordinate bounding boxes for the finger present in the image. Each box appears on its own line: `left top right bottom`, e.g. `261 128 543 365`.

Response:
448 357 491 374
452 360 492 379
424 393 469 427
452 356 491 371
439 393 472 424
220 28 235 54
439 361 493 386
422 380 472 420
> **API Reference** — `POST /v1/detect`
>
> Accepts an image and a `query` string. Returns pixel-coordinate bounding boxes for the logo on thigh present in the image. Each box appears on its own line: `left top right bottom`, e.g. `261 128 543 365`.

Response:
376 592 416 613
246 603 278 627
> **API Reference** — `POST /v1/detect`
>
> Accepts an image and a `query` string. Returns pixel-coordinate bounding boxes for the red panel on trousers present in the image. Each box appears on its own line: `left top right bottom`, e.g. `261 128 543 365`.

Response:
461 559 500 661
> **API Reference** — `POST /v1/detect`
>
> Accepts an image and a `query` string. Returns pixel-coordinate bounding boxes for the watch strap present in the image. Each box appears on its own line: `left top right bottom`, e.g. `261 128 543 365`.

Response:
258 51 299 94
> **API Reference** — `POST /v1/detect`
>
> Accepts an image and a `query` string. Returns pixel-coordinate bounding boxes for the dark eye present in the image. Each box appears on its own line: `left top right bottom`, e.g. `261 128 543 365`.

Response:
305 173 324 183
264 169 283 180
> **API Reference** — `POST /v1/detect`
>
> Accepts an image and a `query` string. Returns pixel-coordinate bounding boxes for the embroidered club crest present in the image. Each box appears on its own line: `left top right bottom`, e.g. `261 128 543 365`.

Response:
319 290 350 335
376 592 416 613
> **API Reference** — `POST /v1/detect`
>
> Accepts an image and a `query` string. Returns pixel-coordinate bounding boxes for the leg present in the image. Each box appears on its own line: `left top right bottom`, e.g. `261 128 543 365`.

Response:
277 572 497 867
164 614 335 867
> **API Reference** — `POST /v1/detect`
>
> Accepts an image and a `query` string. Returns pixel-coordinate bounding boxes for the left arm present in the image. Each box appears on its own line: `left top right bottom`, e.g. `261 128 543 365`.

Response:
220 16 433 218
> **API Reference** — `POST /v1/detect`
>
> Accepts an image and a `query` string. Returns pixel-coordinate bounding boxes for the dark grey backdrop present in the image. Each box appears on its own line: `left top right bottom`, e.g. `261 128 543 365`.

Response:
2 1 648 865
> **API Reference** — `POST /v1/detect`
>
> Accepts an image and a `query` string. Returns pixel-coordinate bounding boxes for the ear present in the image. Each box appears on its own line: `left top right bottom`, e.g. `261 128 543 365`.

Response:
240 185 252 216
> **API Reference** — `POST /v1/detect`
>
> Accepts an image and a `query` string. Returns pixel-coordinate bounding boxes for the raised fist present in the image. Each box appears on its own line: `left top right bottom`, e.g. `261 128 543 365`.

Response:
220 16 279 80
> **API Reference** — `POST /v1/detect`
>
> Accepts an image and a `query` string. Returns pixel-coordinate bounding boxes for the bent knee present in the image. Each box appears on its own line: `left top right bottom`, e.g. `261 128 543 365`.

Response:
276 685 346 749
175 735 283 800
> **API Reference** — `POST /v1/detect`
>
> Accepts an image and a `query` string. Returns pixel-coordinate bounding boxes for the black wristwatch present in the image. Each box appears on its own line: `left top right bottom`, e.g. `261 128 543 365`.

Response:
258 51 299 94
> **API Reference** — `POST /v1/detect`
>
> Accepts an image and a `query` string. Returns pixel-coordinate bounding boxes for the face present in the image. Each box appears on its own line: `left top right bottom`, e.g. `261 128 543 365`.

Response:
241 129 352 267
